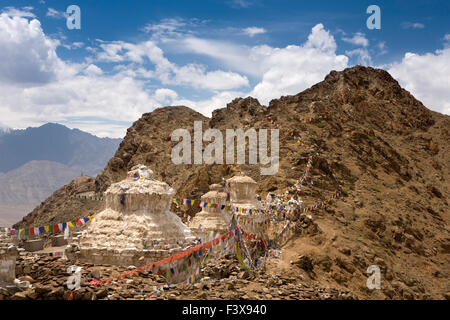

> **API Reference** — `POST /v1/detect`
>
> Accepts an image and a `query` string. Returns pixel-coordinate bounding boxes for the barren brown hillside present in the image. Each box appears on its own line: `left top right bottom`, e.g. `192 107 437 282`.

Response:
13 66 449 299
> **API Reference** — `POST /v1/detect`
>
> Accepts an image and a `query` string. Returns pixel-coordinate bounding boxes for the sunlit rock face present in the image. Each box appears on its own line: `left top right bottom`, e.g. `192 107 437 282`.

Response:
69 165 196 266
190 184 230 240
227 175 267 234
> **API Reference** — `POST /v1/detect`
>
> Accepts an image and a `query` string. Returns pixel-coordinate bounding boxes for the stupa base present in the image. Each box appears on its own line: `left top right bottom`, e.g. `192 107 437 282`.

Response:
67 245 191 267
66 245 201 284
0 245 18 286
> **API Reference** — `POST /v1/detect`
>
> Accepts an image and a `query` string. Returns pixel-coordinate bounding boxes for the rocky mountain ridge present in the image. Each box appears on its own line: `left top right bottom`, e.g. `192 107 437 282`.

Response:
13 66 450 299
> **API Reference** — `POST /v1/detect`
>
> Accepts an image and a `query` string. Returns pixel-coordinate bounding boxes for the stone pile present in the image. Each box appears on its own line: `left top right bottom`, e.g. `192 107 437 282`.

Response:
23 239 44 252
3 254 167 300
1 252 356 300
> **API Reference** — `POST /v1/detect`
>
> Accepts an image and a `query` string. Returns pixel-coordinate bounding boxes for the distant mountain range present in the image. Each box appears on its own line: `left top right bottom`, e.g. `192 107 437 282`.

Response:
0 125 11 136
0 123 121 226
0 123 121 175
0 160 81 205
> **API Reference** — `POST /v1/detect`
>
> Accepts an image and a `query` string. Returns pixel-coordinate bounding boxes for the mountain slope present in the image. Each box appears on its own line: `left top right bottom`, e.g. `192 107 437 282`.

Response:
0 160 82 226
12 175 103 229
14 66 449 299
0 123 121 176
0 160 81 205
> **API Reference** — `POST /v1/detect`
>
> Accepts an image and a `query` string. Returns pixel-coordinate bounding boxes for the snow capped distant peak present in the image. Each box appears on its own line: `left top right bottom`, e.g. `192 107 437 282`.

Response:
0 123 11 134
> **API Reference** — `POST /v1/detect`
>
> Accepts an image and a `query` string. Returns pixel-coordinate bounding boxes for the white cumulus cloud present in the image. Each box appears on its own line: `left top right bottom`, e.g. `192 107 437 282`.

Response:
95 40 249 90
0 14 163 137
173 24 348 106
176 23 348 100
250 24 348 104
174 90 248 117
83 64 103 76
0 13 69 85
388 48 450 115
345 48 372 66
0 12 251 137
1 6 35 18
154 88 179 104
342 32 369 47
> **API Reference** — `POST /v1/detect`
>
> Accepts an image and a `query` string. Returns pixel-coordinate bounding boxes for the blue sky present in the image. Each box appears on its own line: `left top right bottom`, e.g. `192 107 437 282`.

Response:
0 0 449 137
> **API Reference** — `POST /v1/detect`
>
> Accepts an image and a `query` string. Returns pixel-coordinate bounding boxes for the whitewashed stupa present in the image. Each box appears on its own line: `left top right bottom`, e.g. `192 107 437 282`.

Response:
227 175 268 234
67 165 196 266
0 230 18 286
190 184 230 240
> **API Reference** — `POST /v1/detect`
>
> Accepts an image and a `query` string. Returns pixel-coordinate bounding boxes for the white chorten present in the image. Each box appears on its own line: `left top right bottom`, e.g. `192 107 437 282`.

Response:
190 184 230 239
68 165 196 266
0 230 18 286
227 175 267 234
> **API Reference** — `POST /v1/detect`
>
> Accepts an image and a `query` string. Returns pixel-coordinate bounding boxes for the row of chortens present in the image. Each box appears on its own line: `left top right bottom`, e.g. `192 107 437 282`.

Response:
65 165 270 267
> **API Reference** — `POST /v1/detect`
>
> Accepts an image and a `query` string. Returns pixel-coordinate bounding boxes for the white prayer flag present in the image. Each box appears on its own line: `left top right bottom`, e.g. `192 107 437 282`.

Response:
64 225 70 240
